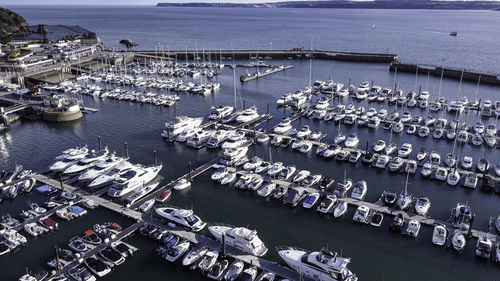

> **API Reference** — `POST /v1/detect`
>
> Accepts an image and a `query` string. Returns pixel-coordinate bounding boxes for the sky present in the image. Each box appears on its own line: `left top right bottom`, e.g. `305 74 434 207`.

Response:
4 0 500 5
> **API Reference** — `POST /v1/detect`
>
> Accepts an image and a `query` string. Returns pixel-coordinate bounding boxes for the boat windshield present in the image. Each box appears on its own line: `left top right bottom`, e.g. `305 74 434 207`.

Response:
185 214 199 226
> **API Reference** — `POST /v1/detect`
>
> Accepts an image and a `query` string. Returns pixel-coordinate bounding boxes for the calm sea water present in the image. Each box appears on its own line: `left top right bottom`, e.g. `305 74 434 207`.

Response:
7 5 500 73
1 5 500 281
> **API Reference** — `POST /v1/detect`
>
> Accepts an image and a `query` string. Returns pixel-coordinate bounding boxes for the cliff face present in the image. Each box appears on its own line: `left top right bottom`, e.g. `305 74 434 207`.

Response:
0 7 28 38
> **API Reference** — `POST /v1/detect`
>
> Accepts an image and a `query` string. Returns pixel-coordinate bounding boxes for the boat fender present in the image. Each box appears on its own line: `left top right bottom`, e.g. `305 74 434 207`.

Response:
168 222 176 228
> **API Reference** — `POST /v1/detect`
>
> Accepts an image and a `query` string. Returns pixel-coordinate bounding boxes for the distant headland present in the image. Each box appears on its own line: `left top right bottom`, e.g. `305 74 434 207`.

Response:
157 0 500 10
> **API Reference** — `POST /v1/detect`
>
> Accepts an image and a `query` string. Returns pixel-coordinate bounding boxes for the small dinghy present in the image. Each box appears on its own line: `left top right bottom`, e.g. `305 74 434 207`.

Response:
370 212 383 227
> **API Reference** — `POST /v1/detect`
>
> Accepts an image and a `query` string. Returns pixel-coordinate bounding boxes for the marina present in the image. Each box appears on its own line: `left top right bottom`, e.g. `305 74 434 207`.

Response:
1 4 500 281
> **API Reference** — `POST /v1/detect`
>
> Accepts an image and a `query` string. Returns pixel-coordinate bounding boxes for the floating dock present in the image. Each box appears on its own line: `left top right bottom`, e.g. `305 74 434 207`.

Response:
390 62 500 86
240 65 294 82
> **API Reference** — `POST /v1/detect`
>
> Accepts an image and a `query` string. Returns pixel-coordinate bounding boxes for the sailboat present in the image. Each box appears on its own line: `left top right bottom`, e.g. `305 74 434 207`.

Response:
397 172 412 211
384 125 397 155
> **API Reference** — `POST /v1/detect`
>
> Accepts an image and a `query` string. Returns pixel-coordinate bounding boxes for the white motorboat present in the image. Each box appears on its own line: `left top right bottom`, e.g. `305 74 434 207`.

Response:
221 132 247 149
224 261 245 281
463 173 478 189
316 195 337 214
206 130 232 148
446 170 460 186
274 118 293 134
182 247 208 267
484 134 497 148
165 240 191 262
344 133 359 148
456 130 469 143
107 164 162 197
56 146 89 161
374 155 390 169
238 266 258 281
187 130 212 148
434 167 448 181
293 170 310 183
84 256 111 277
211 167 229 181
299 141 313 153
405 160 418 174
174 178 191 190
429 152 441 165
444 153 457 168
372 140 386 153
139 198 155 212
350 181 367 200
417 126 430 138
392 122 404 133
242 157 263 172
209 225 268 256
353 205 369 223
416 148 427 162
432 225 447 246
221 173 237 185
296 125 312 139
63 148 110 175
198 249 219 271
384 143 397 155
88 161 134 189
78 155 123 182
277 166 296 181
220 147 248 166
452 232 466 251
277 247 357 281
125 182 159 207
397 143 412 158
236 106 260 123
404 219 420 238
164 116 203 136
209 105 233 120
302 192 320 209
155 207 206 232
475 236 493 259
24 222 48 237
333 201 348 218
257 182 277 197
267 162 284 177
255 161 271 174
414 197 430 216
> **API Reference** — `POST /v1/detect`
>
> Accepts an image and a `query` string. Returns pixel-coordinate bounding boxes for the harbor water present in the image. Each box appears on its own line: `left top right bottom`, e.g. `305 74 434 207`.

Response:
1 6 500 281
6 5 500 73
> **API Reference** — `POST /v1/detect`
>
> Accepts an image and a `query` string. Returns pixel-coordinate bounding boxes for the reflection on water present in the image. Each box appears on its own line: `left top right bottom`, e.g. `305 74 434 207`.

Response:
0 129 12 166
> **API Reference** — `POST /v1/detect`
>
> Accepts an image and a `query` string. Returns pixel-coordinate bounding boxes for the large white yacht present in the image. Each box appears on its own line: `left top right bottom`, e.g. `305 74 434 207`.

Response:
63 148 110 175
278 247 357 281
163 116 203 137
208 225 268 257
236 106 260 123
78 155 123 182
220 147 248 166
221 132 247 149
155 207 206 232
208 106 234 120
88 161 133 189
274 118 293 134
107 164 162 197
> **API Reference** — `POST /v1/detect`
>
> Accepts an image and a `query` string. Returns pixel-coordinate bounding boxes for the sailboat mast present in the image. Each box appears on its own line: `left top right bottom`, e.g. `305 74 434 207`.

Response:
233 66 237 109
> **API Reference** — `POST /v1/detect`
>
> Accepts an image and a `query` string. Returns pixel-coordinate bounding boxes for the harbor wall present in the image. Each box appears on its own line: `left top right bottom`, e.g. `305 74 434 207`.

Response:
130 49 397 63
42 110 83 122
390 62 500 86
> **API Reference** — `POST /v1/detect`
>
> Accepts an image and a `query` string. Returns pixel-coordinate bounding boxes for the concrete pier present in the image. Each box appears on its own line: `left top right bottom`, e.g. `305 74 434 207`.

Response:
129 48 397 63
390 62 500 86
